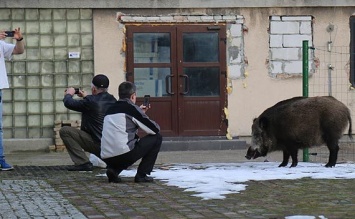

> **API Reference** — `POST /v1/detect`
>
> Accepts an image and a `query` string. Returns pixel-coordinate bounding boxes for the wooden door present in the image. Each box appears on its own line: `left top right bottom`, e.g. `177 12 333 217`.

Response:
126 24 227 136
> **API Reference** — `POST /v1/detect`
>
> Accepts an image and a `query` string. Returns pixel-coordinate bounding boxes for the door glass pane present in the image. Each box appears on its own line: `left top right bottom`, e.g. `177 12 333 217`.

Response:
184 67 220 96
183 33 219 62
134 68 171 97
133 33 171 63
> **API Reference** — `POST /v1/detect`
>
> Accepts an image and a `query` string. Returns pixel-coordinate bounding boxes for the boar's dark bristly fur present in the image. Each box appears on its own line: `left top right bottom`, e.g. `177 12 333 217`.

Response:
246 96 352 168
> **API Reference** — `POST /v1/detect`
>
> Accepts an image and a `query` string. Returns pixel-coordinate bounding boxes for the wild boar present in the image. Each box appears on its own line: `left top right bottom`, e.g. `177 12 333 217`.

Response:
245 96 352 167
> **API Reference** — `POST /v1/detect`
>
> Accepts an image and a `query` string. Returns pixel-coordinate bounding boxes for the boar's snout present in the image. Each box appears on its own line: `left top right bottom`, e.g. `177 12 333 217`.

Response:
245 147 253 160
245 146 261 160
245 155 252 160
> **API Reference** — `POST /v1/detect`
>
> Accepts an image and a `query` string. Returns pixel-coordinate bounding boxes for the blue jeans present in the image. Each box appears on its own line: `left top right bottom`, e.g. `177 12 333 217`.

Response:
0 89 3 160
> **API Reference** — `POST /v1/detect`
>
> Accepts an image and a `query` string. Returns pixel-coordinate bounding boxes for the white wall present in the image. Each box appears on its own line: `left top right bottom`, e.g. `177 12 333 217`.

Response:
93 7 355 137
93 9 125 99
230 7 354 137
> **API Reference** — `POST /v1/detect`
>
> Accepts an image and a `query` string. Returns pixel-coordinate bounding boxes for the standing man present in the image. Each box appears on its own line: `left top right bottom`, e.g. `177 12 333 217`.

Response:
60 74 116 171
101 81 162 183
0 28 25 171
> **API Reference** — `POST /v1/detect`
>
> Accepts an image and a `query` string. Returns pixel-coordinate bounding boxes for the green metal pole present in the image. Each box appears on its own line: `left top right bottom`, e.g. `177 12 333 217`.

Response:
302 40 309 162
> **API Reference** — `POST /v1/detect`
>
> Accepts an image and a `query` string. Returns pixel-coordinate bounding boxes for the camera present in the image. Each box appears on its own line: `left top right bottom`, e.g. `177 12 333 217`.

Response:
143 95 150 107
74 88 80 94
5 31 14 37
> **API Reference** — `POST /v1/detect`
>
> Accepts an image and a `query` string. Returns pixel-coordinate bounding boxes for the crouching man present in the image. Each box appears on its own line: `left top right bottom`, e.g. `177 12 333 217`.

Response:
60 74 116 171
101 81 162 183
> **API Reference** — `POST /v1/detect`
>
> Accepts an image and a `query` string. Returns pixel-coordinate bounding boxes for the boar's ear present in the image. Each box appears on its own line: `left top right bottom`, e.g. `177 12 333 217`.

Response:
259 117 269 130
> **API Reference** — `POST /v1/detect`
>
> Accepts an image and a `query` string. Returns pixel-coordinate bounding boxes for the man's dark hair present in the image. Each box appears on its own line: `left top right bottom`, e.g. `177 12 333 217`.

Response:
118 81 136 99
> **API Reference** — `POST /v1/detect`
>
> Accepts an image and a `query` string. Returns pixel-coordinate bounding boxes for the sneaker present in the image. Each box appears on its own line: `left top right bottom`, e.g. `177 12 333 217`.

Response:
0 160 14 171
134 173 154 183
106 168 122 183
67 162 93 171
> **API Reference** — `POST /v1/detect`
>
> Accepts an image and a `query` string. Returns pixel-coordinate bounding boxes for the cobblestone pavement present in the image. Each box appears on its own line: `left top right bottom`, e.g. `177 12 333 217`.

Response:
1 163 355 219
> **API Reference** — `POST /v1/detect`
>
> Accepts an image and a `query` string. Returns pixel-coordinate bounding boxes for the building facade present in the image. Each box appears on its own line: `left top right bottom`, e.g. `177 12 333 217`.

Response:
1 0 354 149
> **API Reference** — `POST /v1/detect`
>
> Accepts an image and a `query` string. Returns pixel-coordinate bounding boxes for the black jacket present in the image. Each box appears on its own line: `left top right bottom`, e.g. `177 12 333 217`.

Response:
63 92 117 143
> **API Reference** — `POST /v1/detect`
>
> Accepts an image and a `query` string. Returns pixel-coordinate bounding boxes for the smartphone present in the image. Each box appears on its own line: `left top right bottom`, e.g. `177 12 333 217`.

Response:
74 88 80 94
5 31 15 37
143 95 150 107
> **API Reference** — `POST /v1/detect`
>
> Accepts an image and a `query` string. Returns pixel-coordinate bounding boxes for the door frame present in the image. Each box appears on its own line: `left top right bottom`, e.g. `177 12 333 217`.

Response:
125 24 227 137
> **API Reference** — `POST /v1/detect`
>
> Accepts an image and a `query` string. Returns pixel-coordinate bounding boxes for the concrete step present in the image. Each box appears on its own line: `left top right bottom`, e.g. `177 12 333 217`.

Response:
4 137 247 153
161 136 247 151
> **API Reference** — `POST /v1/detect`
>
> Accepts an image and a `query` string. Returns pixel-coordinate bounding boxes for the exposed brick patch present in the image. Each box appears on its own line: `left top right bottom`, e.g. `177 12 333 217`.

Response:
52 120 81 152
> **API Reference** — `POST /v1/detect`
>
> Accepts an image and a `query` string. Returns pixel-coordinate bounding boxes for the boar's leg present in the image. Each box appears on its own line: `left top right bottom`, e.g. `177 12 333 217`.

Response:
289 149 299 168
278 150 290 167
325 143 340 168
279 147 298 167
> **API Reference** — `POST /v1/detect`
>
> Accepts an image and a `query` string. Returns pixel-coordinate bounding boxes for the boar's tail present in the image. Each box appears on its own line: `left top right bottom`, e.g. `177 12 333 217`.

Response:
348 114 353 139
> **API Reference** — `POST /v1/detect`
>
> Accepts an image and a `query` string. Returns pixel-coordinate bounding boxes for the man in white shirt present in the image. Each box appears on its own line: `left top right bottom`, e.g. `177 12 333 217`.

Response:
0 28 25 170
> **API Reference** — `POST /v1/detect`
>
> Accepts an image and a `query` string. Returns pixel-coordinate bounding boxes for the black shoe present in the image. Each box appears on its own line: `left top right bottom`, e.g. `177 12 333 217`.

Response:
106 168 121 183
67 162 93 171
134 174 154 183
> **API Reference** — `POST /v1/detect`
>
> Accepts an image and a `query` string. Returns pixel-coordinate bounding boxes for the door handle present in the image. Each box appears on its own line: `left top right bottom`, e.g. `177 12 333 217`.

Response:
165 75 174 95
180 74 189 95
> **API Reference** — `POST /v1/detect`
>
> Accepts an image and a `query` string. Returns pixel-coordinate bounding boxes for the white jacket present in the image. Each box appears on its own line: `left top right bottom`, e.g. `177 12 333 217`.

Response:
100 98 160 159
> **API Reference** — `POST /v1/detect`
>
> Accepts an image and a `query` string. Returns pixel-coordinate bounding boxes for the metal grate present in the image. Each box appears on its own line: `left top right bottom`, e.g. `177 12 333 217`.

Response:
308 45 355 163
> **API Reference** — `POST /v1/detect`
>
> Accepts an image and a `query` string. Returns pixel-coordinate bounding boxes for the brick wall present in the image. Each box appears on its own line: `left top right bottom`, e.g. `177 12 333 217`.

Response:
269 15 314 78
51 120 81 152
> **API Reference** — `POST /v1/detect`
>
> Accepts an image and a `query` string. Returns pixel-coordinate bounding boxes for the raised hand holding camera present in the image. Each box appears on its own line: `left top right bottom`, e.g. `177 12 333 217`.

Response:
74 88 81 94
5 31 14 37
140 95 151 112
143 95 150 107
64 87 84 97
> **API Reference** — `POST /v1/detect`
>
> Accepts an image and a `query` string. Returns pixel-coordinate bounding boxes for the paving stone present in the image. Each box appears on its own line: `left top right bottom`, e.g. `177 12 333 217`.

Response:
1 156 355 218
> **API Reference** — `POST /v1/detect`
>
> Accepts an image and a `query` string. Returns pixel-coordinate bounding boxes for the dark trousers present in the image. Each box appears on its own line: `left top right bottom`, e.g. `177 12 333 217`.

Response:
104 133 162 175
59 126 101 165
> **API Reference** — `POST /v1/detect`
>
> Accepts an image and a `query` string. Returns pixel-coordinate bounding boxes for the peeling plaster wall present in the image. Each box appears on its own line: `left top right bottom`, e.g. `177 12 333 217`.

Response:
229 7 353 137
116 13 246 139
93 7 355 137
227 22 245 80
